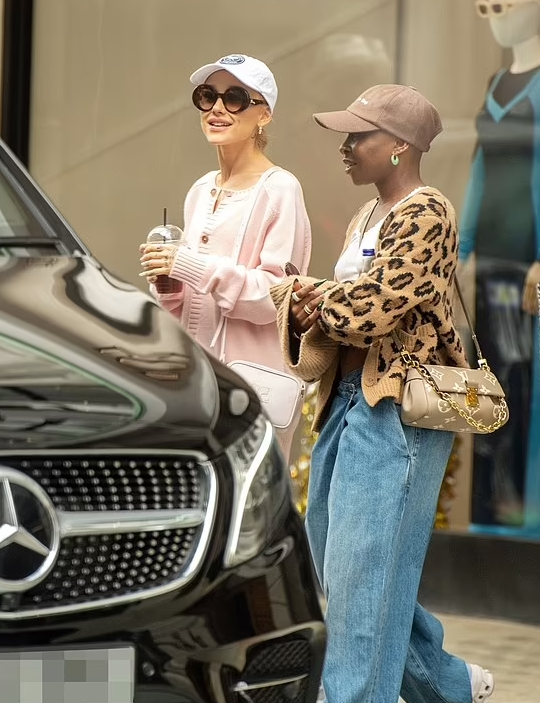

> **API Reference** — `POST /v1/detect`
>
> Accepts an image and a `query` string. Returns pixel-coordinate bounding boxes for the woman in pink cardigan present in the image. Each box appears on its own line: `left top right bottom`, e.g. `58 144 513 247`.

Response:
139 54 312 459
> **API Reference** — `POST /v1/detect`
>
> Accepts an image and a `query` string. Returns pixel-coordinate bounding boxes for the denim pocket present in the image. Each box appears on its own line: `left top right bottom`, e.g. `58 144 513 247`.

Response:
386 398 419 460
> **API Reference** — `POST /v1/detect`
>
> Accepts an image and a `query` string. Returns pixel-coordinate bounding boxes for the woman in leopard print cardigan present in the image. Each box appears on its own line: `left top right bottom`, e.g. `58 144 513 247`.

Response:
271 86 494 703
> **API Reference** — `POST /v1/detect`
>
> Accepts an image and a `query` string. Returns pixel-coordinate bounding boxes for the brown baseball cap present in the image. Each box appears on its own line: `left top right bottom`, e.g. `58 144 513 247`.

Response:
313 84 442 152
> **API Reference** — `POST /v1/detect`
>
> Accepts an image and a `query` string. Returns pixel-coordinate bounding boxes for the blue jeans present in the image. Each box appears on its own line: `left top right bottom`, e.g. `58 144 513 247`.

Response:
306 370 472 703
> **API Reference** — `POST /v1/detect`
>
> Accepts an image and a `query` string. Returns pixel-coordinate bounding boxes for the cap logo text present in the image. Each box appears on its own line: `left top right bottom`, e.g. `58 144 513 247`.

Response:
360 98 369 105
220 55 246 65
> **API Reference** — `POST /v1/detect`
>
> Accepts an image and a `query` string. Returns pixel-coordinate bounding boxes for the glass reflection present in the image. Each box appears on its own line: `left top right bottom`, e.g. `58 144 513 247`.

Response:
0 335 139 448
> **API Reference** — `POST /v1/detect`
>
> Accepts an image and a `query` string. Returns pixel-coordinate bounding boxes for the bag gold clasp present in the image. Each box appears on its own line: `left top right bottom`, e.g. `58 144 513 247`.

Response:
465 383 479 408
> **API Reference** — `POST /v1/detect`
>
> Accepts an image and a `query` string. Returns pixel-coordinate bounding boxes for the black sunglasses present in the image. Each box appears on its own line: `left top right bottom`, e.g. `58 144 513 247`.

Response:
192 84 267 114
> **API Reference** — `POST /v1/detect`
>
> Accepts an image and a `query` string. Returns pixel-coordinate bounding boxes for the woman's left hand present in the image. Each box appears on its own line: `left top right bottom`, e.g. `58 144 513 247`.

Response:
521 261 540 315
290 279 330 337
139 242 179 279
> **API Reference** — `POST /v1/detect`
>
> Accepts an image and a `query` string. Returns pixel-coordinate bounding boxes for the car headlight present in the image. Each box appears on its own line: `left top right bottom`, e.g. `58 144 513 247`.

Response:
224 414 290 567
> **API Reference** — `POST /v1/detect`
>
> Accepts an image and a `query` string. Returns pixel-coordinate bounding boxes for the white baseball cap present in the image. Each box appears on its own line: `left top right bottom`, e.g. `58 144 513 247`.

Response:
189 54 278 112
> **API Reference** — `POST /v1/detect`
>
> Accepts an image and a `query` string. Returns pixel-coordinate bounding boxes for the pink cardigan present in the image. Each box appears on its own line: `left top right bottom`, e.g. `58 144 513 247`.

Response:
153 167 311 374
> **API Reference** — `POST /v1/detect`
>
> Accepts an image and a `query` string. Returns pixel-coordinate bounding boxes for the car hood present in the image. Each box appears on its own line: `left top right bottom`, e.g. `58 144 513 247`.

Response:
0 256 247 453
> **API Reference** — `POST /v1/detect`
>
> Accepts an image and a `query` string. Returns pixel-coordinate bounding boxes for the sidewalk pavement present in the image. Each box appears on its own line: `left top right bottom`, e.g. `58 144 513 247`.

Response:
435 612 540 702
396 613 539 702
317 609 540 701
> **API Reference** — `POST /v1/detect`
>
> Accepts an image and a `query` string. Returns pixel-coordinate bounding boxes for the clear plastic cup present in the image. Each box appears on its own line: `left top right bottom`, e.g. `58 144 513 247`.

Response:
146 223 184 294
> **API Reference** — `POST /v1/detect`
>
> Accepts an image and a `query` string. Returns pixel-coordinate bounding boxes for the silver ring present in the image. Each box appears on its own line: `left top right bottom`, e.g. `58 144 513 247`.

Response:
292 291 301 303
303 304 314 315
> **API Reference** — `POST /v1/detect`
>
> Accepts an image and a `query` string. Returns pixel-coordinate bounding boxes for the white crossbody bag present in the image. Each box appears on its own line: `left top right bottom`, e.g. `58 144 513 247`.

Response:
211 167 305 431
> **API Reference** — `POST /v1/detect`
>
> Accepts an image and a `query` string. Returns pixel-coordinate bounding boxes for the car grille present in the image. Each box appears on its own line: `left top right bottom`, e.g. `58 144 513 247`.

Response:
246 682 308 703
21 529 198 608
243 640 311 679
22 456 202 511
233 639 313 703
0 453 216 616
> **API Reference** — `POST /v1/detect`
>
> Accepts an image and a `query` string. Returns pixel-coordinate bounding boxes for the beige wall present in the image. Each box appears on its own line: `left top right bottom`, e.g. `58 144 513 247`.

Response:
30 0 502 284
30 0 398 284
30 0 505 528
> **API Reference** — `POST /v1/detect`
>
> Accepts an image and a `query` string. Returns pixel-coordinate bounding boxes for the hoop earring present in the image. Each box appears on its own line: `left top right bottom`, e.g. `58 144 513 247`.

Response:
391 154 399 166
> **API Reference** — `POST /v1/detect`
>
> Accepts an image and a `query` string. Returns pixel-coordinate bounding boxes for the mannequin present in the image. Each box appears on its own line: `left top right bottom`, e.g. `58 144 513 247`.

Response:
460 0 540 531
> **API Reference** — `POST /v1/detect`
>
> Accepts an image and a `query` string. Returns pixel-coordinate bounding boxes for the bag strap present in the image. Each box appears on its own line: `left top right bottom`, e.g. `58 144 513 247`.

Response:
230 166 282 264
395 277 509 434
392 275 489 371
209 166 282 360
402 354 508 433
453 277 487 367
392 272 508 433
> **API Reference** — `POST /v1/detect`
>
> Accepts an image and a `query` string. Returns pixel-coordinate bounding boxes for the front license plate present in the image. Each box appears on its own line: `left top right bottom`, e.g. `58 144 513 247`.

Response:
0 645 135 703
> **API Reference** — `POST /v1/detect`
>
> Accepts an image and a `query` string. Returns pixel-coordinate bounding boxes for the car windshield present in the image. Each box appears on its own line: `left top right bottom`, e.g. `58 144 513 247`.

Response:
0 141 89 257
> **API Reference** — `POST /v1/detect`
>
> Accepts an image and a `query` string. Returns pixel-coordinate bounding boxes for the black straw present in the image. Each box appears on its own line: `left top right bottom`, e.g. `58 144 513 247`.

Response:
163 207 167 226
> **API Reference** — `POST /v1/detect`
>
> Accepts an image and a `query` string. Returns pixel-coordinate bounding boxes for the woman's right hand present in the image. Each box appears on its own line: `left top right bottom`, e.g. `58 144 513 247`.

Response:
290 279 330 338
139 241 179 281
138 243 157 285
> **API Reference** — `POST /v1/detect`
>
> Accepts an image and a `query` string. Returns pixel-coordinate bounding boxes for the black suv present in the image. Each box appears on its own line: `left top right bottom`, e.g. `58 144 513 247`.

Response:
0 142 325 703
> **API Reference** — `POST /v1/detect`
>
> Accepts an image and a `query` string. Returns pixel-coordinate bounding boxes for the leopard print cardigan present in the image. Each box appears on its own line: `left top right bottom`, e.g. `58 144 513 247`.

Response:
270 187 469 432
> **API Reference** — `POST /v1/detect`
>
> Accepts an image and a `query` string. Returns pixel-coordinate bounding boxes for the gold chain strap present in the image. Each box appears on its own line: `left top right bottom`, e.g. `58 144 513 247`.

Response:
400 351 509 434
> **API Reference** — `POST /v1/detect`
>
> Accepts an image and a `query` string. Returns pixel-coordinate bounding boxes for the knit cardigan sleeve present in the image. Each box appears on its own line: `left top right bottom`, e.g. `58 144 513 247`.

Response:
318 192 458 347
270 276 340 382
269 202 373 383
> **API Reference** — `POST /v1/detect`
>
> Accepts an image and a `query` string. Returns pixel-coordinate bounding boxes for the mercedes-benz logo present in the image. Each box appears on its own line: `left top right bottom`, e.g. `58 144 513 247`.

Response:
0 467 60 593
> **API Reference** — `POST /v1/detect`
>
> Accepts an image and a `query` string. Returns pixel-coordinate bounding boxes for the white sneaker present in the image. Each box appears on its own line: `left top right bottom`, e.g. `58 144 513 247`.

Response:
469 664 495 702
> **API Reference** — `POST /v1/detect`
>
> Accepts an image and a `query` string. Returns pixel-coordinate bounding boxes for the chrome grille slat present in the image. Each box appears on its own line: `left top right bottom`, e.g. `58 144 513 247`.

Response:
58 508 205 537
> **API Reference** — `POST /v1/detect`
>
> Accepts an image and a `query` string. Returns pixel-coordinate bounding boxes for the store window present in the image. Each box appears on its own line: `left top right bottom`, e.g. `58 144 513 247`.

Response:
27 0 540 534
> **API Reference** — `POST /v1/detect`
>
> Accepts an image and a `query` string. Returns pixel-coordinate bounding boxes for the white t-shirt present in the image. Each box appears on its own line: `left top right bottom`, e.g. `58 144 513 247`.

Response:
334 187 427 284
334 218 384 283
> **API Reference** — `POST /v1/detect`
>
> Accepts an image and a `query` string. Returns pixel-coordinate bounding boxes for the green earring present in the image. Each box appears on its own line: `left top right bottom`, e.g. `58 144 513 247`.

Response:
391 154 399 166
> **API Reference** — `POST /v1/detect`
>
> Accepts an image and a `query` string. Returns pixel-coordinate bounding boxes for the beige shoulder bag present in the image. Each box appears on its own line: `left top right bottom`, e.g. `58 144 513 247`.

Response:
396 280 509 435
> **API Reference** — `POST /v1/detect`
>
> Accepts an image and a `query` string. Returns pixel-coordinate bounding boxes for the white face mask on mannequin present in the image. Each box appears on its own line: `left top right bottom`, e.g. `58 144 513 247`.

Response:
487 2 540 48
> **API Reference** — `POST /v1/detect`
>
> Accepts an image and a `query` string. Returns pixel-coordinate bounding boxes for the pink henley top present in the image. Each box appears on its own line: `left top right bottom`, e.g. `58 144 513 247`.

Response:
153 167 311 374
